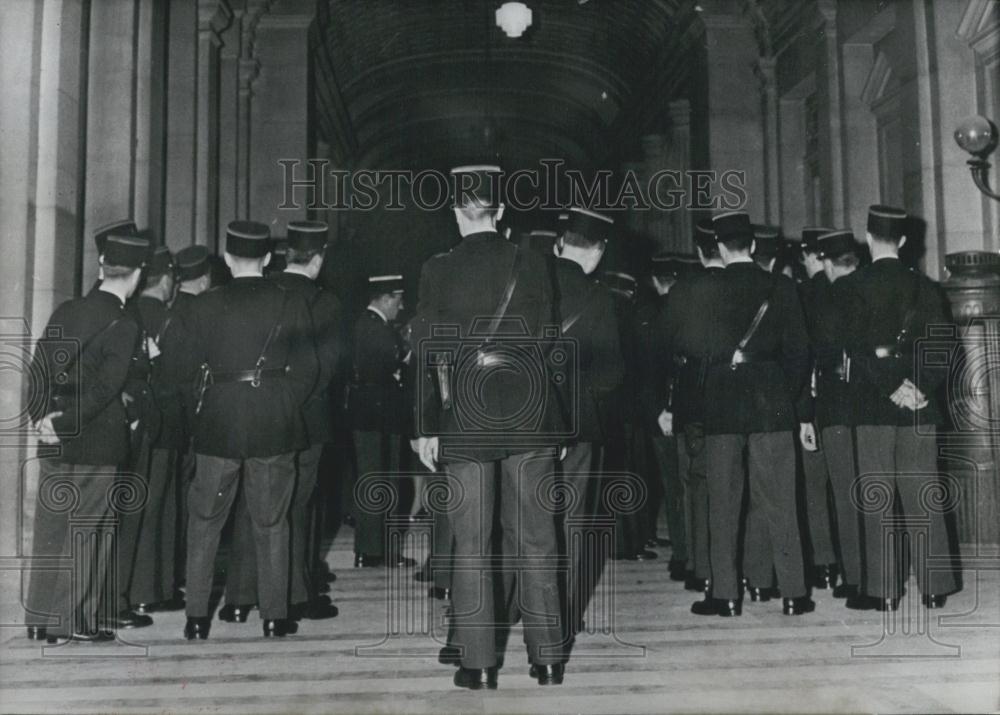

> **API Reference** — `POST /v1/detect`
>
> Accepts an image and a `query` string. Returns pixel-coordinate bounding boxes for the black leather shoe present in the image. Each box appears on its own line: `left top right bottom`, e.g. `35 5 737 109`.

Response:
716 599 741 617
922 594 947 609
875 597 900 612
438 645 461 666
429 586 451 601
811 564 839 590
684 577 709 592
632 549 658 561
530 663 565 685
746 586 774 603
47 629 114 644
389 553 418 568
454 666 498 690
136 595 185 614
262 618 298 637
184 617 211 640
26 626 47 641
291 599 339 620
107 609 153 629
354 552 384 568
218 604 254 623
782 597 816 615
845 594 879 610
690 596 717 616
833 583 859 599
667 559 688 582
691 597 741 616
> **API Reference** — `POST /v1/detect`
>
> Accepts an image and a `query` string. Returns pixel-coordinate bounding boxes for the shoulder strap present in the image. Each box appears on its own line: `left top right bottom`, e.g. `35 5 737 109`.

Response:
484 246 523 337
54 316 123 381
253 287 290 376
561 284 601 335
737 277 777 351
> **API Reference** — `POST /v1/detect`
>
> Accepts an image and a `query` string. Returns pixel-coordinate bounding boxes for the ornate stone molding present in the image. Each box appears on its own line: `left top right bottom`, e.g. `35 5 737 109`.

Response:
957 0 1000 65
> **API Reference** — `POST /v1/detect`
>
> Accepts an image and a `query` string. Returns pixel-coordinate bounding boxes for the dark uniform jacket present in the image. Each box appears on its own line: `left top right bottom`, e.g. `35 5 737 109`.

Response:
410 230 563 461
135 295 188 450
660 265 725 430
348 308 409 435
553 257 624 443
813 270 863 430
29 288 140 465
271 271 345 445
634 290 666 430
844 257 949 427
168 290 200 434
184 276 319 458
700 261 812 435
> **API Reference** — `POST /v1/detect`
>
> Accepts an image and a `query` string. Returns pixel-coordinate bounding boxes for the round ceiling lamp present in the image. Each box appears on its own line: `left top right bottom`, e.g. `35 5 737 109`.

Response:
496 2 533 38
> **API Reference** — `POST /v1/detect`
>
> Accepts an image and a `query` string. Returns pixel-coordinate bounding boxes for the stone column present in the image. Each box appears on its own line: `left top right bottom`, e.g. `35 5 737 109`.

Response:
249 7 314 233
82 0 142 287
668 99 693 248
134 0 169 240
756 58 782 225
700 1 767 222
217 9 243 227
237 57 260 220
778 95 809 233
641 134 672 253
817 0 848 227
164 0 198 251
196 1 234 252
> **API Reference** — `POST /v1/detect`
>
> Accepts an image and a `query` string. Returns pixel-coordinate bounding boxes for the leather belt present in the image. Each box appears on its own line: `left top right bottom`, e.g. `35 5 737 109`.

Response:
212 366 288 386
728 349 777 368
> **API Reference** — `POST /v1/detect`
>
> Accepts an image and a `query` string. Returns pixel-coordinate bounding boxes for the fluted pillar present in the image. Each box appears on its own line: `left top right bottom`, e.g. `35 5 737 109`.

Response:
756 58 782 225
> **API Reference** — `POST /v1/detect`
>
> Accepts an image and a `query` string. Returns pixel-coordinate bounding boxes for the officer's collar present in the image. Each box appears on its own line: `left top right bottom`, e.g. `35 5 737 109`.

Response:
462 230 499 242
231 270 264 279
367 306 389 324
97 283 129 306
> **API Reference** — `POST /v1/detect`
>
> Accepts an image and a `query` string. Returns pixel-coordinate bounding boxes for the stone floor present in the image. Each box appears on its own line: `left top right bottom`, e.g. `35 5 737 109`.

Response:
1 531 998 714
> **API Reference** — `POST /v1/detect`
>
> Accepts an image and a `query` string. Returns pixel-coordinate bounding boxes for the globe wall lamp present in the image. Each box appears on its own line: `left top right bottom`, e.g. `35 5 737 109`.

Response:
496 2 533 38
955 115 1000 202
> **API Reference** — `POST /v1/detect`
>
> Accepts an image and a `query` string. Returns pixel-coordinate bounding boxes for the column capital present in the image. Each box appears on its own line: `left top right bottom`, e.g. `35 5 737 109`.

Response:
199 0 234 45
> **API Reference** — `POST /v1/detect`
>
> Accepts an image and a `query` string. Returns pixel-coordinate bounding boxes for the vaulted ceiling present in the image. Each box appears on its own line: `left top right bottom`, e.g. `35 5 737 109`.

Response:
312 0 706 171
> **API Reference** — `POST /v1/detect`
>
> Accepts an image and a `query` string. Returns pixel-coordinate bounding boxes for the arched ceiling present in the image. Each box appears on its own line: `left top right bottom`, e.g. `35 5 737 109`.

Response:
312 0 702 171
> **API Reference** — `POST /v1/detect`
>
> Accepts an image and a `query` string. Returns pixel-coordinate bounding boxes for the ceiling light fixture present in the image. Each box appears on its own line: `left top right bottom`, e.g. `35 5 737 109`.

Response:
496 2 533 38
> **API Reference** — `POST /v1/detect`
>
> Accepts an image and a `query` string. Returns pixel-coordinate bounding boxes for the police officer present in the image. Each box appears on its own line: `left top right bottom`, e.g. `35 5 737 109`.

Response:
26 230 148 643
181 220 318 639
410 165 565 689
642 251 690 579
272 220 343 619
797 227 840 590
846 205 960 611
348 274 414 568
131 246 187 614
552 207 624 638
660 220 725 595
170 245 212 587
812 229 867 606
692 210 815 617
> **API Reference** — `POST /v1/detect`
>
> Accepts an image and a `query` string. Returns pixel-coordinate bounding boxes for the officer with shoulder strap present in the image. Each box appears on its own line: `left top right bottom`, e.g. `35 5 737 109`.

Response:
692 210 816 618
348 274 416 568
845 205 961 611
130 245 188 615
181 220 318 640
26 231 148 643
551 207 624 640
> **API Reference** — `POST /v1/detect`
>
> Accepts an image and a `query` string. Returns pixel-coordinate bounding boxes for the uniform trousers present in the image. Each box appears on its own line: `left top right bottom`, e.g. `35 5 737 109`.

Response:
426 469 454 592
802 444 837 567
352 430 400 557
649 432 687 562
26 460 116 637
222 442 325 607
854 425 960 599
821 425 863 587
678 425 710 580
130 446 179 605
114 432 149 612
706 432 805 601
186 453 295 620
445 450 563 669
742 503 775 589
559 442 606 633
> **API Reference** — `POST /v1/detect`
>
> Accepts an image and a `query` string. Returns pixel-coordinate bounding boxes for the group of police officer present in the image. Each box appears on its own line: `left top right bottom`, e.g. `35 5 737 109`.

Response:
23 162 961 691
